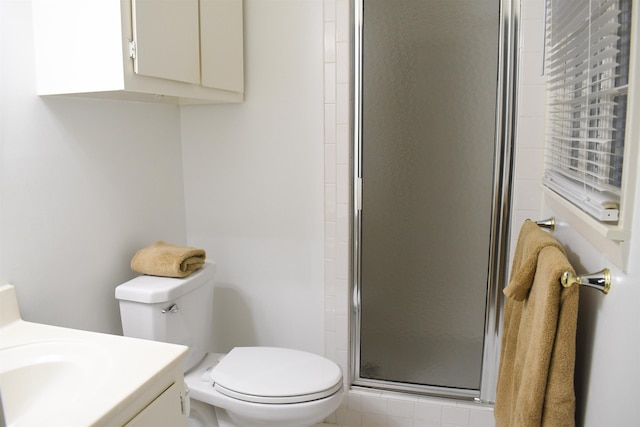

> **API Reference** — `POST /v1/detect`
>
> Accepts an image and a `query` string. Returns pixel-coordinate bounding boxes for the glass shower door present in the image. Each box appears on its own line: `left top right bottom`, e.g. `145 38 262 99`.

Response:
357 0 501 394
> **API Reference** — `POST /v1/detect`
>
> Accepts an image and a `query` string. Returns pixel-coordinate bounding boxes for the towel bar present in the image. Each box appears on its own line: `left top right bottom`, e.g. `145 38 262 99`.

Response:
561 268 611 294
535 217 555 231
532 217 610 294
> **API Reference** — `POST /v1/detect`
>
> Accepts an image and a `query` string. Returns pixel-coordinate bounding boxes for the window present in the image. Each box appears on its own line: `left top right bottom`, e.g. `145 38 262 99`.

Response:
543 0 632 223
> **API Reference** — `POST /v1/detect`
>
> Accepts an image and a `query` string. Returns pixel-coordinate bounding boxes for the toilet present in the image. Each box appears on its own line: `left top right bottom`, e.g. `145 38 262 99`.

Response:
115 261 344 427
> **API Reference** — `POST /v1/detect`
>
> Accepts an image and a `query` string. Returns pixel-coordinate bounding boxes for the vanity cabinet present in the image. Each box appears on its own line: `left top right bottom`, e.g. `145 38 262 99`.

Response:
31 0 243 104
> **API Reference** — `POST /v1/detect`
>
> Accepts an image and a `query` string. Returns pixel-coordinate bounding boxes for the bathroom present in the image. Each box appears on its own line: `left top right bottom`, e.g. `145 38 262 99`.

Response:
1 0 638 426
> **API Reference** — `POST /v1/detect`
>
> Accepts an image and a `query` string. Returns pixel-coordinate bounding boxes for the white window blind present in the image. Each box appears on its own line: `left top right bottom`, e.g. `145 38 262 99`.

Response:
543 0 632 223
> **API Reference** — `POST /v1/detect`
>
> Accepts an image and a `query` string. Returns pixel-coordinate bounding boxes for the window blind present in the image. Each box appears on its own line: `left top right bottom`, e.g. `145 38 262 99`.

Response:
543 0 632 223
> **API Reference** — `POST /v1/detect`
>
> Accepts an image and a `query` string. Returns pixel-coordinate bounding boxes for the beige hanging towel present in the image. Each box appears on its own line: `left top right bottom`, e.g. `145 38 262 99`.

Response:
131 241 206 278
495 220 579 427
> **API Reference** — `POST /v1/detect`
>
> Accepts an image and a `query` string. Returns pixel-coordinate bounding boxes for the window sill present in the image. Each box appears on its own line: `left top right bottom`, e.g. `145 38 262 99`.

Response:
542 186 630 272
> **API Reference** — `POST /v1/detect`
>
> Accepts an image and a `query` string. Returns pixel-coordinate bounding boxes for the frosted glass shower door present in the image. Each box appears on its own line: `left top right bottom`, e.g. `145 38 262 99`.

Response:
358 0 500 392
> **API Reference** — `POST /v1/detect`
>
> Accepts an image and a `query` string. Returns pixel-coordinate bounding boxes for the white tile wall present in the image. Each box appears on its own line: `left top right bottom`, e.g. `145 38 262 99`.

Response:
322 0 547 425
510 0 547 261
323 0 350 390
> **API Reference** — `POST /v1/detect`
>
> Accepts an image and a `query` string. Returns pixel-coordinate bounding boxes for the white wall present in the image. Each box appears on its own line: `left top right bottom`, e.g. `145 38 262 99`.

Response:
180 0 326 355
0 0 188 334
548 211 640 426
512 2 640 425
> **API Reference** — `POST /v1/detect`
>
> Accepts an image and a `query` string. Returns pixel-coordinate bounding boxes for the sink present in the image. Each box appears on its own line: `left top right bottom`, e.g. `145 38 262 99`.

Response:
0 340 111 426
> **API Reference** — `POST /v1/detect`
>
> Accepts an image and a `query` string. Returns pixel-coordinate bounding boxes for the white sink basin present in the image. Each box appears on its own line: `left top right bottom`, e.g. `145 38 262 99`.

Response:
0 340 111 426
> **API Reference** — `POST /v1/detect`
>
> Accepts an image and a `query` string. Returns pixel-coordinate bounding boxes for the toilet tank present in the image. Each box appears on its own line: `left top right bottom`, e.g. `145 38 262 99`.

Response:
115 261 216 371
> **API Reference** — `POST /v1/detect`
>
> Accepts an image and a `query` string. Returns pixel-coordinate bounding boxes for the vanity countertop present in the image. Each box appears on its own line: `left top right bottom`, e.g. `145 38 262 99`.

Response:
0 284 188 426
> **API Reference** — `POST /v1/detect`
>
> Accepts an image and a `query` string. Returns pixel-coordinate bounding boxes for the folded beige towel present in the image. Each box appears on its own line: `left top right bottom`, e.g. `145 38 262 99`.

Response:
495 220 579 427
131 241 206 278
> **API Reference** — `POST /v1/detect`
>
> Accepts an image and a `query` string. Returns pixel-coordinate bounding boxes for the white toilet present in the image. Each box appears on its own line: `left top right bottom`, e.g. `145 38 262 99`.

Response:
115 261 344 427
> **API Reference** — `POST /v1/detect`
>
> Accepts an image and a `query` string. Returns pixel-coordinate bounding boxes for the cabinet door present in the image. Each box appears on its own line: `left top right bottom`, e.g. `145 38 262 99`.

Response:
200 0 244 92
132 0 200 84
124 382 187 427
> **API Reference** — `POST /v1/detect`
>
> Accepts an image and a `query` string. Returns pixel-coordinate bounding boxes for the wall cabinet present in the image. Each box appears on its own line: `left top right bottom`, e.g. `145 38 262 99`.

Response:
32 0 244 104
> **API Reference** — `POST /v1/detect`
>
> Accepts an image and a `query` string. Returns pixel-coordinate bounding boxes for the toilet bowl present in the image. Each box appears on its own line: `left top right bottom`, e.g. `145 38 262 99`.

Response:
188 400 219 427
186 349 343 427
115 261 344 427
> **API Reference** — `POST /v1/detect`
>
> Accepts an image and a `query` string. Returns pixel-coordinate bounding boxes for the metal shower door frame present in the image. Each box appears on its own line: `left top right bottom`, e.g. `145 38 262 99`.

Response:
350 0 519 403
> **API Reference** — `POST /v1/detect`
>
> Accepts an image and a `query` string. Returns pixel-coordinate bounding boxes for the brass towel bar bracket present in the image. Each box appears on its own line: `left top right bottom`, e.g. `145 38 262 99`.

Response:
561 268 611 294
535 217 555 231
534 216 612 294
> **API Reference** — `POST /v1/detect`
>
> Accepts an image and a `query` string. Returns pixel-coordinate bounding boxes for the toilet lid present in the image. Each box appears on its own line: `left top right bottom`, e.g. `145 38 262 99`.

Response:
209 347 343 404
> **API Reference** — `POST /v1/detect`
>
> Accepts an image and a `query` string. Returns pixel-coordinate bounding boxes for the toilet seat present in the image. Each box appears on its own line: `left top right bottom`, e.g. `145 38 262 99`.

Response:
210 347 343 404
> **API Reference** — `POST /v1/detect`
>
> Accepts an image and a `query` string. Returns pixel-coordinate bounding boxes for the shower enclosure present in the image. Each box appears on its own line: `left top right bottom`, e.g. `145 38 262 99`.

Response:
352 0 518 402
